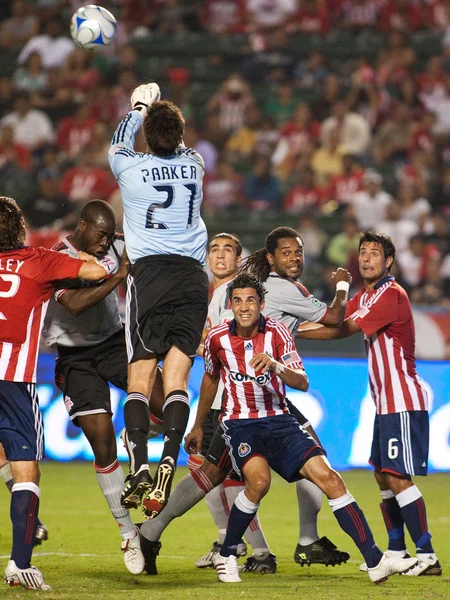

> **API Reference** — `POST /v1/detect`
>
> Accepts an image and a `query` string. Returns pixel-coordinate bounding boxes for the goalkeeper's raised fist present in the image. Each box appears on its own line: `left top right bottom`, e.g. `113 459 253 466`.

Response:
131 83 161 113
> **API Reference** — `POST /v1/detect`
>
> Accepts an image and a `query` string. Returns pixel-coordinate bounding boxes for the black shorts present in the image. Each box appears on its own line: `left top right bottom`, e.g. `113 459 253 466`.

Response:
126 255 209 362
205 422 232 473
55 328 127 426
201 409 222 455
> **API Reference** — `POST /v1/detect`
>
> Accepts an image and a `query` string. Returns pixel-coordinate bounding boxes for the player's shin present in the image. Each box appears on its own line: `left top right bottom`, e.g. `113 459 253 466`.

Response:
95 459 135 536
10 483 40 569
221 491 260 558
124 393 150 473
160 390 190 465
379 489 407 553
328 493 383 568
396 486 435 557
296 478 322 545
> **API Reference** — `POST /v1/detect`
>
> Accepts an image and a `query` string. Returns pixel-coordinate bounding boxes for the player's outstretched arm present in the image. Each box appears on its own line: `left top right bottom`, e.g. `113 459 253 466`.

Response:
297 317 361 340
184 372 220 454
320 267 352 326
78 260 107 281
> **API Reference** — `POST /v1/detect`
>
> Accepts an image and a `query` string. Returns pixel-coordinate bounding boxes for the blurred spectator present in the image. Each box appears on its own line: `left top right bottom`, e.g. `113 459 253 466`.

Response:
154 0 193 34
411 255 445 305
38 143 64 181
313 263 340 303
380 0 422 32
57 104 96 160
0 124 30 171
376 30 416 86
225 105 262 164
295 49 328 89
59 49 101 97
321 101 371 157
111 69 140 121
18 18 76 70
427 0 450 30
417 56 445 96
348 169 392 229
327 152 364 205
184 122 218 174
12 52 49 95
245 156 282 210
165 67 193 120
311 74 344 122
59 145 117 205
246 0 298 31
432 165 450 212
296 212 327 264
105 45 144 86
0 77 14 119
0 0 39 51
203 158 244 213
397 234 426 290
283 165 326 213
201 0 247 34
326 217 360 267
242 29 296 84
291 0 330 36
423 212 450 256
1 91 54 151
311 127 346 185
396 151 432 197
264 82 296 125
394 76 424 120
379 201 419 252
202 113 230 150
420 72 450 135
372 103 415 165
89 123 113 169
22 172 76 230
396 181 431 224
341 0 379 32
408 111 437 156
207 74 254 133
254 115 280 157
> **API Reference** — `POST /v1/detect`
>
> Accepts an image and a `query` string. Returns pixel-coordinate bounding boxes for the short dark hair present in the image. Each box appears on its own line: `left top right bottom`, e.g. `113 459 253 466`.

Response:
228 273 266 302
79 199 116 226
0 197 26 251
359 231 396 269
208 233 242 257
143 100 185 157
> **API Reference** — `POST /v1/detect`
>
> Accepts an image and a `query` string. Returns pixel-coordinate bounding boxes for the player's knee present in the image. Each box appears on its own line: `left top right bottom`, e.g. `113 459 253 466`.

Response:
248 474 270 500
187 453 204 473
322 469 346 498
91 441 117 468
200 460 226 487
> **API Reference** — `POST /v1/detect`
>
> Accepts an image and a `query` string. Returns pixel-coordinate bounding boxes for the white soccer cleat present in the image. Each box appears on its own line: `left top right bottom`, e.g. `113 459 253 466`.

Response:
360 550 410 572
402 555 442 577
4 560 52 590
121 526 145 575
196 540 247 569
216 554 242 583
367 553 418 583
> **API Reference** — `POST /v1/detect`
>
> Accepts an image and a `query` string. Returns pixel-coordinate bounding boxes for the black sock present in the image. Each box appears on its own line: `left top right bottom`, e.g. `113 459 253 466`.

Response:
124 392 150 472
11 484 40 569
161 390 190 464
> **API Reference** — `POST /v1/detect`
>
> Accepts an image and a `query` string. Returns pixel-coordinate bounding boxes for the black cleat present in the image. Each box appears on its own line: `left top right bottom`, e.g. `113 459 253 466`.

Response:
241 552 277 574
34 524 49 547
142 457 175 518
294 537 350 567
121 465 153 509
140 537 162 575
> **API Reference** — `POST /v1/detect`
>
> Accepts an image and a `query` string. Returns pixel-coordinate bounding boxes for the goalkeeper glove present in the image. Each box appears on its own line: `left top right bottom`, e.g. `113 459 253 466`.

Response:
130 83 161 113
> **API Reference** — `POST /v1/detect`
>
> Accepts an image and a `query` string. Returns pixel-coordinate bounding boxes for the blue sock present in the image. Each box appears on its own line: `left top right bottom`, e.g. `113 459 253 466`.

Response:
221 491 259 557
329 493 383 568
10 483 40 569
396 486 434 554
380 490 406 552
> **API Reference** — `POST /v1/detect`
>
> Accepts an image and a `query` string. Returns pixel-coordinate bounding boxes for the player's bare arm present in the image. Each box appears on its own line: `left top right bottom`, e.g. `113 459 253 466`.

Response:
249 352 309 391
184 372 220 454
320 268 352 326
297 317 361 340
77 260 107 281
59 250 130 316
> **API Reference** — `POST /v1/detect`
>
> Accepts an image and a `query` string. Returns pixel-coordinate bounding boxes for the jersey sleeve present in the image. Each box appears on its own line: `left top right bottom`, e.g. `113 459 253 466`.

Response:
278 278 328 323
274 323 305 370
176 147 205 172
203 329 222 377
349 286 398 336
345 294 358 319
108 110 145 178
38 248 82 284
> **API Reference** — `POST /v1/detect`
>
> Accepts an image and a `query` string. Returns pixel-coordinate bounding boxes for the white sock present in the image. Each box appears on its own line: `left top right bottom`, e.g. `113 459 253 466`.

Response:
296 478 323 545
225 481 270 556
204 484 229 545
95 460 135 538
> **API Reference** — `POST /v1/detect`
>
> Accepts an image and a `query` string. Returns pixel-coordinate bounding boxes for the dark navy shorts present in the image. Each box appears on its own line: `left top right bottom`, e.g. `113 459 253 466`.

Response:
0 381 44 461
369 411 429 477
221 414 324 483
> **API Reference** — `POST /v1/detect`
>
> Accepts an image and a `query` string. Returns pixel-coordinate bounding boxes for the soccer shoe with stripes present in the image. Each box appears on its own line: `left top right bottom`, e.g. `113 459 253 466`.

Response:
34 523 49 547
294 536 350 567
121 464 153 509
121 526 145 575
402 556 442 577
240 552 277 574
367 553 418 583
195 540 247 568
360 550 411 572
4 560 52 591
142 456 175 519
216 555 242 583
140 536 162 575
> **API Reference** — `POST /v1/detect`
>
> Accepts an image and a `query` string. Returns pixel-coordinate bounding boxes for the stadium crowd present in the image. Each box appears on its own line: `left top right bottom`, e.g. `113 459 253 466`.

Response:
0 0 449 304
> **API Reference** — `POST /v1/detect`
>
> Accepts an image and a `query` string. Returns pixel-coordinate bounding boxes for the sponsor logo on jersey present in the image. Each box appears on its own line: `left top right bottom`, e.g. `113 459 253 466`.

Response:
244 342 253 351
238 442 251 457
311 298 322 308
230 370 271 386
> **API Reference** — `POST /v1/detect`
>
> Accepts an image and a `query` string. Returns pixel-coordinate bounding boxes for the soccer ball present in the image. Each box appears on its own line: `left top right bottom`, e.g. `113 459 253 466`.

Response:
70 5 117 50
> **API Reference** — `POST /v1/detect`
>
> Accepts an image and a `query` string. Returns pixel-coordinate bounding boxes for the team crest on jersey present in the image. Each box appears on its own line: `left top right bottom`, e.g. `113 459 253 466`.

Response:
238 442 251 457
64 396 74 413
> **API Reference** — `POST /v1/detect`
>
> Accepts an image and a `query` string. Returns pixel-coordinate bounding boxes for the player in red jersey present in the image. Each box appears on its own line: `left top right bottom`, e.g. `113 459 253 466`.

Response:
0 197 107 590
298 231 442 577
186 273 417 583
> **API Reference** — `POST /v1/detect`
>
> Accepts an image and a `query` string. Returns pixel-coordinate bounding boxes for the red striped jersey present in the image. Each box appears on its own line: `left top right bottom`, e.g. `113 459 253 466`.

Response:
204 316 305 421
347 276 428 415
0 247 82 382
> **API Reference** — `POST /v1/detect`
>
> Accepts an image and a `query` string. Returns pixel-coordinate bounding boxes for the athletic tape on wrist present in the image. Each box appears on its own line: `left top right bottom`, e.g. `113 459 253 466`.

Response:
336 281 350 293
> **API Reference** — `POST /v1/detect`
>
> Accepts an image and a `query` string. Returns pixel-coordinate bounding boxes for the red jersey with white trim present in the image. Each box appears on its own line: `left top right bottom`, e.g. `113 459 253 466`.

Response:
204 316 305 421
346 276 428 415
0 246 82 383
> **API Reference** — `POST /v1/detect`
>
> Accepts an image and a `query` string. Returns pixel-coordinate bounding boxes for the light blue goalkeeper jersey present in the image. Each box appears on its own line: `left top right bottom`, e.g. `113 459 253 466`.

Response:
109 109 208 264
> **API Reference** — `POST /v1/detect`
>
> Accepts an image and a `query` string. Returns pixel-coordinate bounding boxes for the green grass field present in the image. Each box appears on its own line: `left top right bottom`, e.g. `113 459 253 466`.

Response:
0 463 449 599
